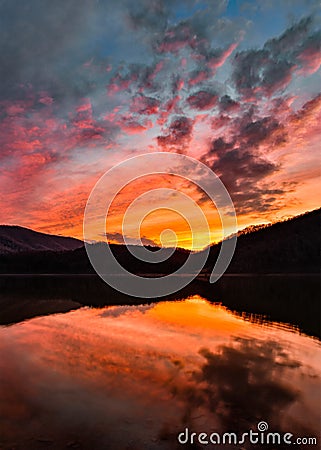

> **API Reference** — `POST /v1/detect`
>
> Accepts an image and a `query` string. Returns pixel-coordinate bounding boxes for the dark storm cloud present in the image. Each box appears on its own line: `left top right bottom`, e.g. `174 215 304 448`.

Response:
186 90 218 110
183 42 239 88
218 94 240 112
130 95 160 115
264 15 314 54
202 133 282 214
210 137 234 154
240 117 282 147
133 61 165 92
212 146 277 180
108 61 165 96
204 88 321 215
232 16 321 97
157 116 193 150
211 112 286 153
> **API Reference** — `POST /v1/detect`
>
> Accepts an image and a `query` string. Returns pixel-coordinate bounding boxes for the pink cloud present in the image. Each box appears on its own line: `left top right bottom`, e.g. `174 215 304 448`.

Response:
156 95 181 125
107 72 138 95
130 95 160 115
207 42 239 71
116 113 153 135
188 70 209 87
187 90 218 110
297 47 321 75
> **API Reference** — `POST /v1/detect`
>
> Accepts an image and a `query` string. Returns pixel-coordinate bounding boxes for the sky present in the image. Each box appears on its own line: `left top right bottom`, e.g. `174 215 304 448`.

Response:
0 0 320 249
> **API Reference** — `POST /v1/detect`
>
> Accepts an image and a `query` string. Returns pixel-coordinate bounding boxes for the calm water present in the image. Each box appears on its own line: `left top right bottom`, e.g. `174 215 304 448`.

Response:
0 293 320 449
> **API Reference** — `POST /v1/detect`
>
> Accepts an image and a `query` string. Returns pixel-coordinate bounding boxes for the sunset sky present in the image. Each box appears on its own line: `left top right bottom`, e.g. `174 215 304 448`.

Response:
0 0 320 249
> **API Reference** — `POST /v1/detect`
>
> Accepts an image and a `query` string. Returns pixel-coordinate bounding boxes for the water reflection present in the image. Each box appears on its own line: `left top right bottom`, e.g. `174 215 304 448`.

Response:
0 297 320 449
0 274 320 338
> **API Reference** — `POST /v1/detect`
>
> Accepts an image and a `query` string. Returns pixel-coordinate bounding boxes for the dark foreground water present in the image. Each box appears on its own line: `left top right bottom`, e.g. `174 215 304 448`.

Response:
0 276 320 449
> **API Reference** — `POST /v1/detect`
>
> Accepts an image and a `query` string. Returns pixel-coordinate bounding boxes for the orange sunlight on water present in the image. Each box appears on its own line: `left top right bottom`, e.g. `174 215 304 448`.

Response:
0 297 320 449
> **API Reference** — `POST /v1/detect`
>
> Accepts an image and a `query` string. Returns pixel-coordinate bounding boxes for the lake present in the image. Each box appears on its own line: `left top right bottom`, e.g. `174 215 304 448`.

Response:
0 276 320 449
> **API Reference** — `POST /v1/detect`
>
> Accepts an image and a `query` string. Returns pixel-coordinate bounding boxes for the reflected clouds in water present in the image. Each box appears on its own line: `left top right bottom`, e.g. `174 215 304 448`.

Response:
0 297 320 449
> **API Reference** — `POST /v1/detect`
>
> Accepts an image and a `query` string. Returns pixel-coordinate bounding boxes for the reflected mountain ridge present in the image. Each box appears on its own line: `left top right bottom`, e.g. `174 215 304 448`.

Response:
0 274 319 339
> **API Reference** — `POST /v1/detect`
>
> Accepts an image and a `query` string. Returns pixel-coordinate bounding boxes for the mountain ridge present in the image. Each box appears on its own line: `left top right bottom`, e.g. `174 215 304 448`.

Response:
0 208 319 274
0 225 83 254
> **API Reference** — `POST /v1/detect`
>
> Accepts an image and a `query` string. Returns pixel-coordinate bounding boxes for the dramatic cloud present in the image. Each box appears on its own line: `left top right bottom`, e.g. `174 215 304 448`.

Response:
0 0 319 244
218 95 240 113
187 90 218 110
232 16 321 98
130 95 160 115
103 231 157 246
157 116 194 151
205 141 280 215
